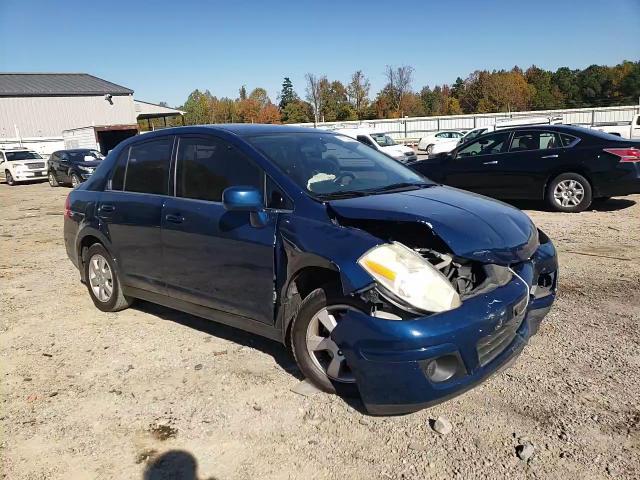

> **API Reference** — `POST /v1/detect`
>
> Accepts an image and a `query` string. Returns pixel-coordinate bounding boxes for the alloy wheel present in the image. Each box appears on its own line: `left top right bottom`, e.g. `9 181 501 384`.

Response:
88 254 113 302
553 179 585 208
71 175 80 188
305 305 356 383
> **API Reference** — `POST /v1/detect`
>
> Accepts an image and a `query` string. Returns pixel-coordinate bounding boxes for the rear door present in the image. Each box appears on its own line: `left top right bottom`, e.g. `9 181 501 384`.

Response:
441 130 512 195
98 136 173 293
0 152 5 180
494 130 566 199
161 134 277 324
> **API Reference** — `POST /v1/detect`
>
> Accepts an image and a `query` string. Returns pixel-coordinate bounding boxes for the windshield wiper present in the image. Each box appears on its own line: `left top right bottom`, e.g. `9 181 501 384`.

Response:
315 190 371 200
365 182 434 194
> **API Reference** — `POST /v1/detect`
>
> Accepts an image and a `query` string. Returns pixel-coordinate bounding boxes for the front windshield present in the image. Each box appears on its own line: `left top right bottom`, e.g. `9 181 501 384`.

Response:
370 133 396 147
5 151 42 161
247 132 433 198
65 150 104 162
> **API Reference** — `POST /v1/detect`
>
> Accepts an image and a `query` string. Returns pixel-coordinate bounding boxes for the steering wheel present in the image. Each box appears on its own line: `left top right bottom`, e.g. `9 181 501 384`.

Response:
333 172 356 186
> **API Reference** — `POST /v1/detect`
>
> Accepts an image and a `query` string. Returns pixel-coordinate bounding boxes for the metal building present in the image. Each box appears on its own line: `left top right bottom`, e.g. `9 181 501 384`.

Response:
0 73 183 154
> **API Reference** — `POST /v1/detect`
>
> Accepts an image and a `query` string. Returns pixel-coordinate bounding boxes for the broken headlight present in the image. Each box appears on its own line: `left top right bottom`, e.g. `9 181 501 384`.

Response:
358 242 461 313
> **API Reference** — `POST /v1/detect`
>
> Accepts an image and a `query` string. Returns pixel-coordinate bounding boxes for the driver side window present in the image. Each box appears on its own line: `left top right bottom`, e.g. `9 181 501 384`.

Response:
457 131 510 158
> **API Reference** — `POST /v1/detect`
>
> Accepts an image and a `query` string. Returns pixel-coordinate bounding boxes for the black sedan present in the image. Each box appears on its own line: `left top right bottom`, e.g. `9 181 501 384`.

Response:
48 149 104 188
410 125 640 212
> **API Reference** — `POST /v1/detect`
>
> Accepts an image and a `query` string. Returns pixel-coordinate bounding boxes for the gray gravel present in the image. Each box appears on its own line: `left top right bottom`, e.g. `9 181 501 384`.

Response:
1 182 639 479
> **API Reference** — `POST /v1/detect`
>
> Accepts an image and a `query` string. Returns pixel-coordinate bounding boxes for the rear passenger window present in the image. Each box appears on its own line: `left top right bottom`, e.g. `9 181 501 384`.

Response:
510 131 561 152
109 148 129 190
124 138 172 195
559 133 579 147
176 136 262 202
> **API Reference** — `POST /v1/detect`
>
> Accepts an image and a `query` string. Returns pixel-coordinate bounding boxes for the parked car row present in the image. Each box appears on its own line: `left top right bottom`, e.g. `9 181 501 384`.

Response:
0 147 104 187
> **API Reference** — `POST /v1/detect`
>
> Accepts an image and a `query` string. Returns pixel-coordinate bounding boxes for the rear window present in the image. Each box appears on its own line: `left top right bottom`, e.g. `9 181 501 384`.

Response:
5 151 42 161
123 137 173 195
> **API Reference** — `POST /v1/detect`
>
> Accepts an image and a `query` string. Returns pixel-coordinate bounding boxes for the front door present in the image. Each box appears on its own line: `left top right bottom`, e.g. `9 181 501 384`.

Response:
0 152 5 181
161 134 277 325
98 136 174 293
443 130 512 196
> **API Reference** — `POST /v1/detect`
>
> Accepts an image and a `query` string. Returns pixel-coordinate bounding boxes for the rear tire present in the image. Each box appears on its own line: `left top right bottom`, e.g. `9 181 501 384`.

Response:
6 171 15 186
84 243 133 312
48 171 59 187
546 172 592 213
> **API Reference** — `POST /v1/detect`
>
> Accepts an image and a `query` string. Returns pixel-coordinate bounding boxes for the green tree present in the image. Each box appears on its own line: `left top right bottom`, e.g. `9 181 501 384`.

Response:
282 100 313 123
183 89 212 125
278 77 297 110
451 77 465 99
525 66 564 110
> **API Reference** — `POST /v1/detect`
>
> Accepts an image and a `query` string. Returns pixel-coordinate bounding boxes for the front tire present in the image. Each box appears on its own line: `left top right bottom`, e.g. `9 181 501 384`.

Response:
6 171 15 186
426 144 434 155
84 243 133 312
48 171 59 187
71 173 82 188
290 286 366 394
546 172 592 213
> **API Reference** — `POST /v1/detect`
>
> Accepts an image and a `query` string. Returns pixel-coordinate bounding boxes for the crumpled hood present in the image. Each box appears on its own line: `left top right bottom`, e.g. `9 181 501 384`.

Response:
328 185 539 264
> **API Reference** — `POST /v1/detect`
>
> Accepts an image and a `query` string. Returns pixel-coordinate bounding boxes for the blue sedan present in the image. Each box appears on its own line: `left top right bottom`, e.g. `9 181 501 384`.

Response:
63 124 558 415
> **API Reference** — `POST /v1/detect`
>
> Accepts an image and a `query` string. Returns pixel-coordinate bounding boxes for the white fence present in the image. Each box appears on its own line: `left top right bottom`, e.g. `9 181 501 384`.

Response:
293 104 640 142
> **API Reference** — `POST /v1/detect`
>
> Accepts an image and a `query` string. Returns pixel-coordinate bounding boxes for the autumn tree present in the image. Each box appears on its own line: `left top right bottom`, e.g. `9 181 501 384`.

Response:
383 65 415 115
347 70 371 119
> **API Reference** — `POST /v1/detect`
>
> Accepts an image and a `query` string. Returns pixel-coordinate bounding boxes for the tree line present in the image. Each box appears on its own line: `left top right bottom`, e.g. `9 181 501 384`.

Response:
147 60 640 129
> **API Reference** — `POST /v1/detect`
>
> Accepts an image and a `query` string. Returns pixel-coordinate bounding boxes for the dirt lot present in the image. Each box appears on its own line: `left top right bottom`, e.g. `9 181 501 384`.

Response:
1 182 639 480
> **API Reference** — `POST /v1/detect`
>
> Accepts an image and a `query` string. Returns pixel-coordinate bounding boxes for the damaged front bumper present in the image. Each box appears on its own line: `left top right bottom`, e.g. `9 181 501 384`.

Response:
331 240 558 415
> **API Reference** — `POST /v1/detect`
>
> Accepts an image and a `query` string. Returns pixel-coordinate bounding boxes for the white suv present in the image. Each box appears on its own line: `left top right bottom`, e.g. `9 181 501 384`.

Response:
0 148 48 185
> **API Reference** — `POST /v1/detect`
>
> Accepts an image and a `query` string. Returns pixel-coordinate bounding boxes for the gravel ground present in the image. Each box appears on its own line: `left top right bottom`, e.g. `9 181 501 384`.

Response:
1 182 639 480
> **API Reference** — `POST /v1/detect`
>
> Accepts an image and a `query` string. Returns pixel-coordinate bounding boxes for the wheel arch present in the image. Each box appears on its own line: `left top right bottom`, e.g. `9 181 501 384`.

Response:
543 168 596 199
76 228 114 283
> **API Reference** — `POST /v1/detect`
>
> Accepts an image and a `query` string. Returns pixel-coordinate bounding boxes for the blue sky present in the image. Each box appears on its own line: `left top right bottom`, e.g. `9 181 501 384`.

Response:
1 0 639 107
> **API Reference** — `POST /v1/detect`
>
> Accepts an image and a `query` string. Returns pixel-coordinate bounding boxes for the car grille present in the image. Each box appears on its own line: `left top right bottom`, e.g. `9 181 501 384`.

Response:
27 163 45 169
476 296 527 367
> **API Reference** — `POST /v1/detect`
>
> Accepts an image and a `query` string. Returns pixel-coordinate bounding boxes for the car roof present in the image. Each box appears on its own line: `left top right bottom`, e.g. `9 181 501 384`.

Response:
54 148 98 153
189 124 322 136
495 124 593 134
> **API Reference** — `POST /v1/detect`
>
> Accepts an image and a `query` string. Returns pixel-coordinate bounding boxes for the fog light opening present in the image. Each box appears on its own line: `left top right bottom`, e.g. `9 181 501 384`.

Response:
537 273 553 289
425 354 461 383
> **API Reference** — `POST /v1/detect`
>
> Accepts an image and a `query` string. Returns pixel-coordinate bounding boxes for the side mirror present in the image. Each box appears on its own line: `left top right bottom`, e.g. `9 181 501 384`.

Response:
222 186 267 227
222 186 263 212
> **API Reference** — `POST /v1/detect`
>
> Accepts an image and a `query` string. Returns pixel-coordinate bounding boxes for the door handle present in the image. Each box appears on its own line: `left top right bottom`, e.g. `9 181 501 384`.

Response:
99 204 115 213
165 214 184 224
483 160 498 165
541 154 558 159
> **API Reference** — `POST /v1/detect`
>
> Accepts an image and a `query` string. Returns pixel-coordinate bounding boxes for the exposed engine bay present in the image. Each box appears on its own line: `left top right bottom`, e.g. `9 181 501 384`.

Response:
333 216 514 316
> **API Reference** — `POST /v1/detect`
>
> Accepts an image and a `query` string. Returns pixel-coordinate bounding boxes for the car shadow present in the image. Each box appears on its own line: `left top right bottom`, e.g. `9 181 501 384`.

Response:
131 301 378 415
505 197 636 212
143 450 219 480
132 300 303 381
